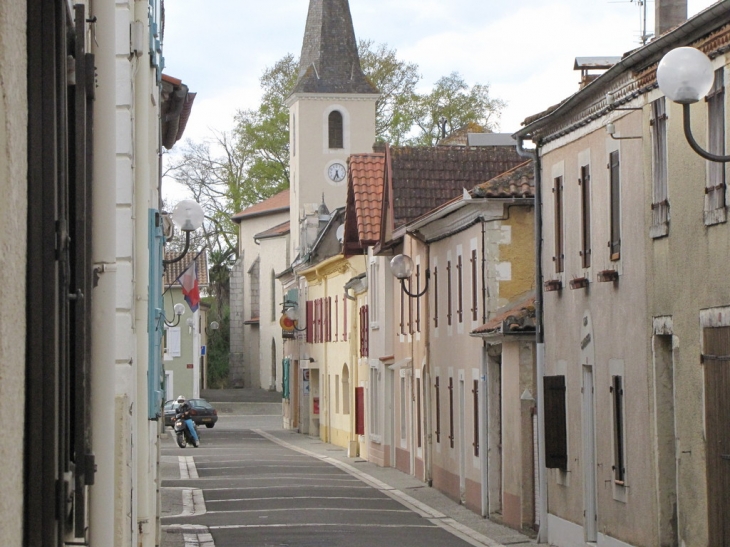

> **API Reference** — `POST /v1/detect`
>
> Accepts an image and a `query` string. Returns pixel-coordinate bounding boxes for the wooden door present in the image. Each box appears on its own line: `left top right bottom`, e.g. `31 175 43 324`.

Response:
703 326 730 546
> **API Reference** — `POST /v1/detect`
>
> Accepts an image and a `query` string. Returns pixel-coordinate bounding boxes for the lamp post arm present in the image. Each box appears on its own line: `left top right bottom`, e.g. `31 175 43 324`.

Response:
401 269 430 298
163 230 192 265
683 103 730 163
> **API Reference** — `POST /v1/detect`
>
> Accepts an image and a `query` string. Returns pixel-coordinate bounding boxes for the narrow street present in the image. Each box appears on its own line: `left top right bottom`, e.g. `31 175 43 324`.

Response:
160 391 535 547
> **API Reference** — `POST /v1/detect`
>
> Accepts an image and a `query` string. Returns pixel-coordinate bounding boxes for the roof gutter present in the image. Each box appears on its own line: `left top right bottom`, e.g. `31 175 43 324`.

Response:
514 0 730 139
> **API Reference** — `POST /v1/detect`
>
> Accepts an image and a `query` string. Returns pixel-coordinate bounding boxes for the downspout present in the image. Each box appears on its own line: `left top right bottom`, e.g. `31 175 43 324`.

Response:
89 1 116 545
516 136 547 543
479 219 489 517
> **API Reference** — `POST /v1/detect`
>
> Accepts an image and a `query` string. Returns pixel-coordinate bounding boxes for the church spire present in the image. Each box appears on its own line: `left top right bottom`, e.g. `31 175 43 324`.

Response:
292 0 378 95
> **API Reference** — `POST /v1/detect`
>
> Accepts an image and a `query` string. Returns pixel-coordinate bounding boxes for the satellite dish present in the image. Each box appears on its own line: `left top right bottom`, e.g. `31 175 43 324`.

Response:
336 225 345 243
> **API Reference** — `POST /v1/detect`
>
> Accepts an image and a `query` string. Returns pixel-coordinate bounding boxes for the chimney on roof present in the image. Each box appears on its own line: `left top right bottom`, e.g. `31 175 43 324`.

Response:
655 0 687 38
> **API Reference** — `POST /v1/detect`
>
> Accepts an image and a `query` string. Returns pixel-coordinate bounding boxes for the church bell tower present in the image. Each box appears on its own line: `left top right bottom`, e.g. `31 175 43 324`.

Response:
288 0 379 256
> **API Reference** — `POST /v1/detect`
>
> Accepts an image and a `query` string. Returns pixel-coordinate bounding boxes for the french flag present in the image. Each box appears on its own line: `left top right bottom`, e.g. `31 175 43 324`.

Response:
180 260 200 312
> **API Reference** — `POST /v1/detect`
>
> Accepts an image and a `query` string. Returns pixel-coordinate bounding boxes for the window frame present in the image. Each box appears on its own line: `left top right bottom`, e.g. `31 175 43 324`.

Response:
553 176 565 273
609 151 622 261
706 68 727 225
580 165 592 269
328 110 344 149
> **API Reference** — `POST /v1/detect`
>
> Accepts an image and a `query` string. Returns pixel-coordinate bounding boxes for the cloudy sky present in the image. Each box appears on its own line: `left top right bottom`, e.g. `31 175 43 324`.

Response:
161 0 717 198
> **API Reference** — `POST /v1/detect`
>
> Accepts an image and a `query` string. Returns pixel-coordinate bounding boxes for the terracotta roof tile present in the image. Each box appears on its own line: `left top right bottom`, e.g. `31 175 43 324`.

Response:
472 295 536 336
390 146 524 228
254 220 291 240
348 152 385 245
474 160 534 198
232 189 290 222
163 251 208 287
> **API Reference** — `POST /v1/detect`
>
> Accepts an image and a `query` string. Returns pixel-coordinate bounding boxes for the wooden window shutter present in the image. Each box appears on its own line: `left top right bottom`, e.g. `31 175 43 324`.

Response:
400 285 405 334
447 260 453 326
609 151 621 260
554 176 564 272
580 165 592 269
335 295 339 342
457 255 463 323
326 297 332 342
342 294 348 341
306 301 314 343
433 266 439 327
650 98 670 236
435 377 441 443
471 250 478 321
448 377 455 448
706 69 727 224
355 387 365 435
472 380 479 456
416 377 422 448
416 265 421 332
544 375 568 469
611 375 626 482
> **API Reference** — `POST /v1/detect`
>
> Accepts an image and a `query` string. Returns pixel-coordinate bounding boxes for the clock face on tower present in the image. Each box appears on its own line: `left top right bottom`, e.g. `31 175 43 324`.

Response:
327 162 347 184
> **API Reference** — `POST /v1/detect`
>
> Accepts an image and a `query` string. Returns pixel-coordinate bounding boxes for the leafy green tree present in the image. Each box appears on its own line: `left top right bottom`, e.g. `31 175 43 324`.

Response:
410 72 506 146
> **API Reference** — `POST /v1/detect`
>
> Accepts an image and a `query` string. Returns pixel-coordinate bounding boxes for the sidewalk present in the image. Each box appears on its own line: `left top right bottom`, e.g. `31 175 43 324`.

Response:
258 428 537 547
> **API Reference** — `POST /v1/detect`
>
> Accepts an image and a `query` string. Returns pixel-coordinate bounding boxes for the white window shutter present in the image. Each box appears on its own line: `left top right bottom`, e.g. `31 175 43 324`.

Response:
168 327 181 357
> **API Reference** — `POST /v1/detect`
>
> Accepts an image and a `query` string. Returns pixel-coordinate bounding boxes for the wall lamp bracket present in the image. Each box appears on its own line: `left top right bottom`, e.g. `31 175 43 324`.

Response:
163 200 205 265
390 254 430 299
657 47 730 163
164 302 185 327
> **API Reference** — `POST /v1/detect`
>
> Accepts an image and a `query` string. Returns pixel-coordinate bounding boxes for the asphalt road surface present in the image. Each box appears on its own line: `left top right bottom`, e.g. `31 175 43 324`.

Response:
160 406 533 547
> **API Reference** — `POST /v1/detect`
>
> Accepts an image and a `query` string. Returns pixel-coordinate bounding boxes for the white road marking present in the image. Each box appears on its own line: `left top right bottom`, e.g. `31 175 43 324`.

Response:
164 523 436 531
206 495 386 503
179 524 215 547
178 456 199 479
180 489 207 517
255 429 508 547
206 506 409 515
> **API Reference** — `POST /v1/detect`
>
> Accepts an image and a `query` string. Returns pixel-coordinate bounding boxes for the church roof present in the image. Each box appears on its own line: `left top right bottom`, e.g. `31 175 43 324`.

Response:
292 0 378 95
231 189 290 223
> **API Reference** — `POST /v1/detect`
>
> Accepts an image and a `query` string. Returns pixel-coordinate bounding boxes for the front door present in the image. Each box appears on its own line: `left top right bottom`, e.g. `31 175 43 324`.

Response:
703 326 730 546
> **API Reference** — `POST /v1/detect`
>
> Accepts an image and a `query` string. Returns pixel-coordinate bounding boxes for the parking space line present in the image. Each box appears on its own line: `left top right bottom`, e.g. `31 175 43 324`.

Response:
254 430 507 547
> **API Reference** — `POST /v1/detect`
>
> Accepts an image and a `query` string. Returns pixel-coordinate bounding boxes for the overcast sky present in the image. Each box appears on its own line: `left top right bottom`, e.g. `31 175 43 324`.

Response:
161 0 717 200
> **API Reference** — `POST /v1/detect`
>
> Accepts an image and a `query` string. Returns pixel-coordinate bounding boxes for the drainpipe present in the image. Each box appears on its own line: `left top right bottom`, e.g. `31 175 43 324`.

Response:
89 1 117 545
478 219 491 517
516 136 547 543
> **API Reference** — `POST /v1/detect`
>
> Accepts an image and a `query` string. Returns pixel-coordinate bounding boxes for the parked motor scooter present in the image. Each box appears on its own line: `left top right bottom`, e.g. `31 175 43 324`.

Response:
174 417 199 448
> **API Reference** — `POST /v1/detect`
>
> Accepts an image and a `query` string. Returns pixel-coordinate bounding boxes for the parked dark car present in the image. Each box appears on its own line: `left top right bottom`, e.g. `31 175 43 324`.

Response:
163 398 218 428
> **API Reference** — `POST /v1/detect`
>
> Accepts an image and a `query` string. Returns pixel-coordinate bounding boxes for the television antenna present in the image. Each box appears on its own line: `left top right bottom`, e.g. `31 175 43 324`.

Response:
610 0 653 45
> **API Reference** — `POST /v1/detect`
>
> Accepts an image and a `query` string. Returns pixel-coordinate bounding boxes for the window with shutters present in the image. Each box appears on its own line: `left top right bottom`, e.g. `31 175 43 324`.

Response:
447 260 453 326
417 376 422 448
359 305 369 357
472 380 479 457
611 375 627 483
471 250 478 322
544 375 568 469
706 68 727 225
448 376 455 448
609 151 621 260
329 110 343 149
416 264 422 332
553 176 565 272
306 300 314 344
335 295 339 341
342 294 348 341
325 297 332 342
400 286 406 335
435 376 441 443
651 98 670 237
580 165 592 268
433 265 439 328
457 253 464 324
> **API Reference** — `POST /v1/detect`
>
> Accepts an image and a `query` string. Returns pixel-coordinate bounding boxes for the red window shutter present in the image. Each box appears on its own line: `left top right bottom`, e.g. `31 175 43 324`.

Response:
471 250 478 322
335 295 339 341
306 301 314 344
355 387 365 435
325 297 332 342
433 266 439 327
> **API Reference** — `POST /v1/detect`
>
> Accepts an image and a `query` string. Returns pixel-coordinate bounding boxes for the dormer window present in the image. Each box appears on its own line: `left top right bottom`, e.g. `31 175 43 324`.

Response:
329 110 343 149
